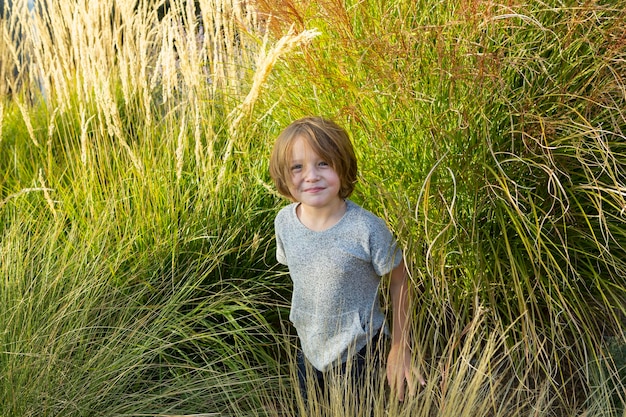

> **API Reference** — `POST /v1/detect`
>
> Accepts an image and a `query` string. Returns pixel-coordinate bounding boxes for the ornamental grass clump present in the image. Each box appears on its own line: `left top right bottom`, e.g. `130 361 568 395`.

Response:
257 0 626 412
0 0 291 415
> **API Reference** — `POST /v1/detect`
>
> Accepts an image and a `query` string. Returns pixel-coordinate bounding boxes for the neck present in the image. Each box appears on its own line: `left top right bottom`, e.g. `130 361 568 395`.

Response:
297 199 347 232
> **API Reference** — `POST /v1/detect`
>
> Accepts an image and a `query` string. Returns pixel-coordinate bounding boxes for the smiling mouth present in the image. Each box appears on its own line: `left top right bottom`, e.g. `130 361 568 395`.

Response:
304 187 324 193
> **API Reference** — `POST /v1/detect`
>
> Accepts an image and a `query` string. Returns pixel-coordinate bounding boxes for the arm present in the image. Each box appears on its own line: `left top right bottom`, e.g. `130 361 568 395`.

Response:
386 259 425 401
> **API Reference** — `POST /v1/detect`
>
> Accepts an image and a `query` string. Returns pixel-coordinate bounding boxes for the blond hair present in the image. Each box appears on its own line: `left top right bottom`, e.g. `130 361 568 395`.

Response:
269 117 357 201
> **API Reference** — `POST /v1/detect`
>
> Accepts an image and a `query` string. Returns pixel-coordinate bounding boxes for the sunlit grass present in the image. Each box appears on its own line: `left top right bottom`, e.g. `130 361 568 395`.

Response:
257 0 626 413
1 0 625 416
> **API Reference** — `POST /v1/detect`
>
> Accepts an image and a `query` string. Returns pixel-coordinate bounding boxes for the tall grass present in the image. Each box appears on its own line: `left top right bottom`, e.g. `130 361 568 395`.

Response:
1 0 625 416
0 0 297 415
256 0 626 412
474 4 626 399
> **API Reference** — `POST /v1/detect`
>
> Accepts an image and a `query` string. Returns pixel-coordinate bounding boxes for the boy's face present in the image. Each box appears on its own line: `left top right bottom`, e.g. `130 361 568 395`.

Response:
287 136 343 210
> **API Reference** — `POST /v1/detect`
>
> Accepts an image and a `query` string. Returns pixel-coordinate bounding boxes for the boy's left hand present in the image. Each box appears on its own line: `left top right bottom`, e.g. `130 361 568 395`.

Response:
386 344 426 402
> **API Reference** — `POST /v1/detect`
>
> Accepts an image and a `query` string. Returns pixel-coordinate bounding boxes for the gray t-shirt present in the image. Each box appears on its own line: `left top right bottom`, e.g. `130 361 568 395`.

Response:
275 199 402 371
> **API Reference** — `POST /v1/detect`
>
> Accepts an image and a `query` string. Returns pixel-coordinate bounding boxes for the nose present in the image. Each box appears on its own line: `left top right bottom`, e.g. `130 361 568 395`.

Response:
303 165 320 181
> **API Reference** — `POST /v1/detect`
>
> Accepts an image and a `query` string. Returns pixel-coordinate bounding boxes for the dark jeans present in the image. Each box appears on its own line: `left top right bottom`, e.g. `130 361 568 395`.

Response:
296 332 385 411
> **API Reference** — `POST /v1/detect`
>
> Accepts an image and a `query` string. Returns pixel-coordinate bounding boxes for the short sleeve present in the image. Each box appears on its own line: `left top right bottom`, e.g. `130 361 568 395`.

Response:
274 216 287 265
369 217 402 276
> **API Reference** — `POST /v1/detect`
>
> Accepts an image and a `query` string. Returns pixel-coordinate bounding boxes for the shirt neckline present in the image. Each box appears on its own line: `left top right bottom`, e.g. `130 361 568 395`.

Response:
292 199 352 233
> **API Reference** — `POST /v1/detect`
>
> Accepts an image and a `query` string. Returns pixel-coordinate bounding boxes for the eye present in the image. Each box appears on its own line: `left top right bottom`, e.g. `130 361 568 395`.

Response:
290 164 302 171
318 161 329 167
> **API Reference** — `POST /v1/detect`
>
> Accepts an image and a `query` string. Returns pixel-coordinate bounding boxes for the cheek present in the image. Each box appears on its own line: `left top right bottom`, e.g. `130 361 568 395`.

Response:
285 168 297 184
287 176 299 191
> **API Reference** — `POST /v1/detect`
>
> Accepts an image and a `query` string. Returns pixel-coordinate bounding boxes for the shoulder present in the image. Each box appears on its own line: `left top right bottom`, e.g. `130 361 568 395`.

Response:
346 200 390 231
274 203 298 229
276 202 297 217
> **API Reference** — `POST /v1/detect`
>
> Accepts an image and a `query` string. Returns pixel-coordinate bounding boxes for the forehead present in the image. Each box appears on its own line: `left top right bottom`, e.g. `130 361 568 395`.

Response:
289 135 322 160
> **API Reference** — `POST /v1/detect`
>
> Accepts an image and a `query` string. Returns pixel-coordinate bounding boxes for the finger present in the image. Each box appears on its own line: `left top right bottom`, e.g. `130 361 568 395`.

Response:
418 372 426 386
406 370 417 398
414 365 426 387
397 372 406 402
386 366 394 388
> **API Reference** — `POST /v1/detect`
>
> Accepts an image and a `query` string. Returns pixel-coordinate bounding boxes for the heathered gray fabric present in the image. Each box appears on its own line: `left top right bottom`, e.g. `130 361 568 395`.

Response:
275 199 402 371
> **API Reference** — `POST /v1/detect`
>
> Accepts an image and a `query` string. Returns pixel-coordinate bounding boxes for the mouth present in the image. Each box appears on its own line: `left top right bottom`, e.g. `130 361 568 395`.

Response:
304 187 325 193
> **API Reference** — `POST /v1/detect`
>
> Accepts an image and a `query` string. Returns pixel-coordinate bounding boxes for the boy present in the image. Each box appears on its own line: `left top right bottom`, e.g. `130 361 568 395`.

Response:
269 116 423 405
